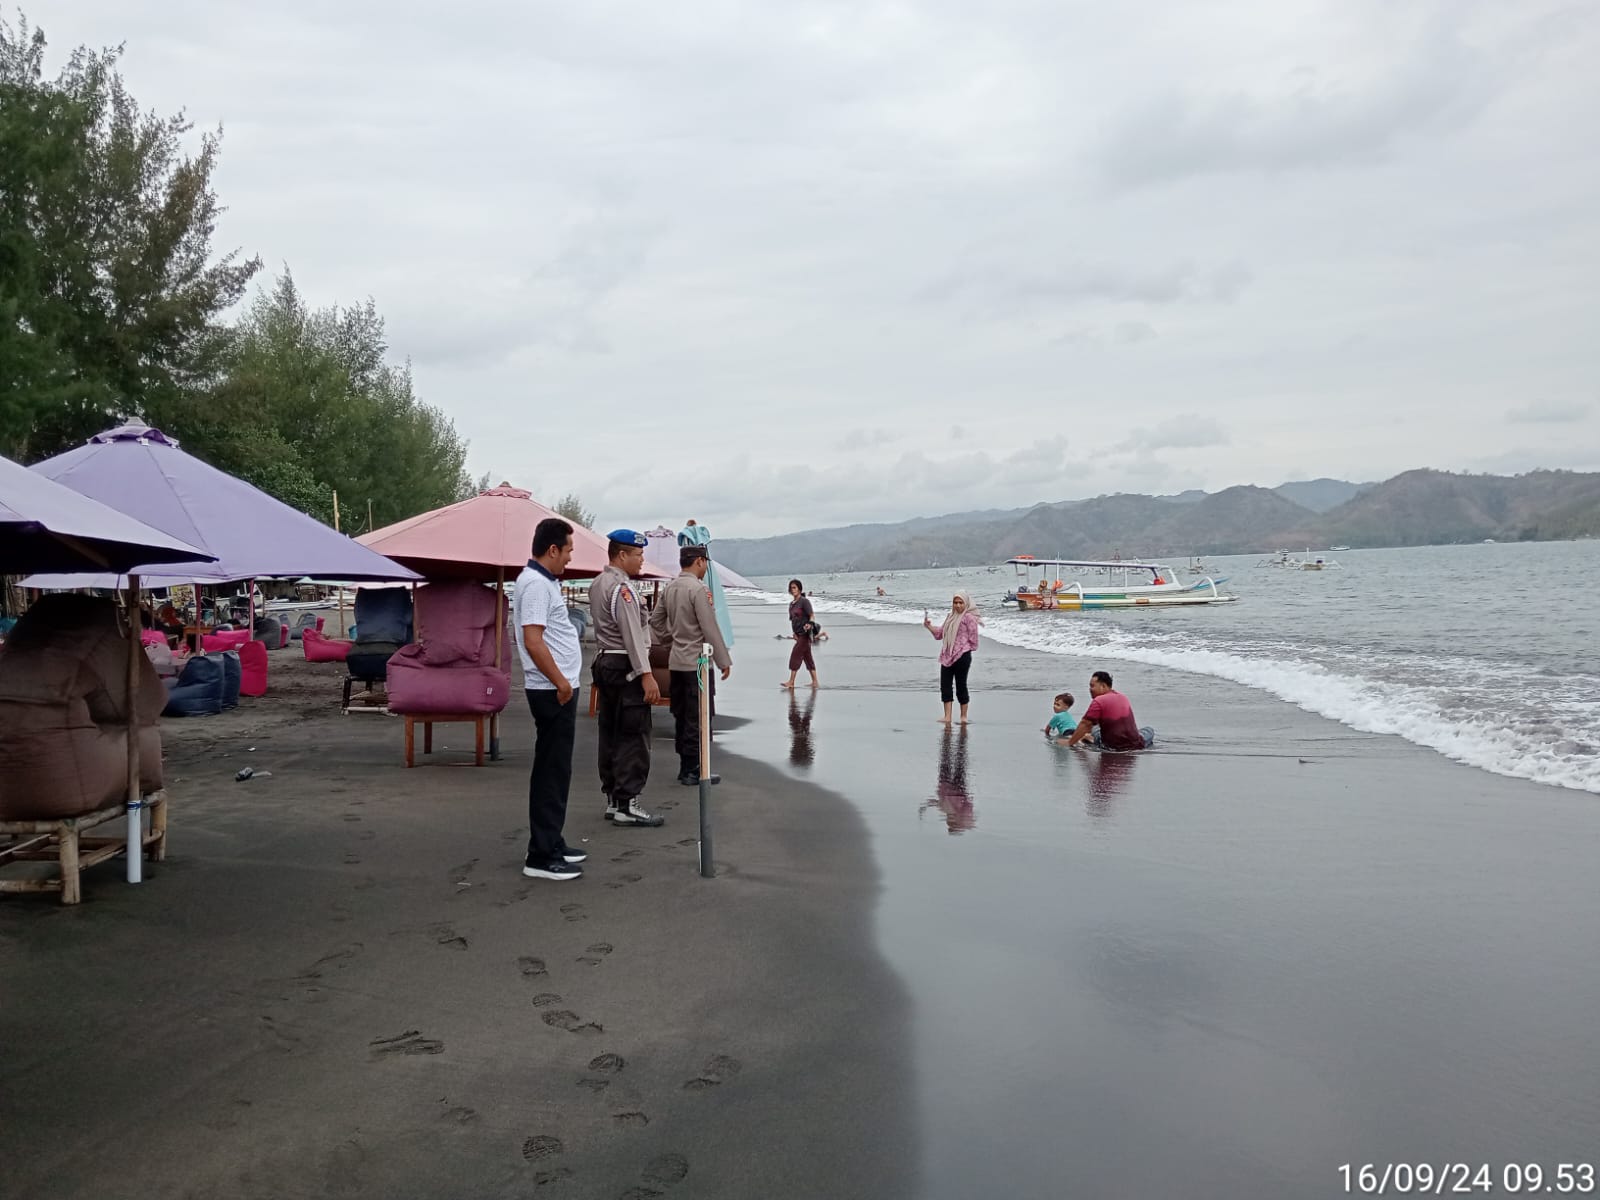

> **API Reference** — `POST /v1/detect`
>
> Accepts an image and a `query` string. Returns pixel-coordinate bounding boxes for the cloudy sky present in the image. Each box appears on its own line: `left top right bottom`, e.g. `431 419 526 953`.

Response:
37 0 1600 535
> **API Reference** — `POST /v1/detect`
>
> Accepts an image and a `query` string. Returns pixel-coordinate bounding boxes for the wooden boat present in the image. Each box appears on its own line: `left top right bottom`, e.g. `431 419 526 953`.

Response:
1003 557 1237 609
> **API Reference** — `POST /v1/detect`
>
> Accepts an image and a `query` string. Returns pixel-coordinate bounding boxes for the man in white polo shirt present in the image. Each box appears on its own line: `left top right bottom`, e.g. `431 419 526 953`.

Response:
515 517 585 881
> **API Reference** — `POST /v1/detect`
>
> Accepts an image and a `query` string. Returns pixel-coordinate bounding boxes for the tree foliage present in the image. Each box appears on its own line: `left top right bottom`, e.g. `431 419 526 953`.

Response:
0 15 259 458
155 269 471 527
553 493 596 530
1 15 474 528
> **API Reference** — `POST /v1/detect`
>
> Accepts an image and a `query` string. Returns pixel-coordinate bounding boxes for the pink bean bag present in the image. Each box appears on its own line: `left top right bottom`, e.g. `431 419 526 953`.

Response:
201 629 250 652
238 638 268 696
303 628 352 663
140 629 170 648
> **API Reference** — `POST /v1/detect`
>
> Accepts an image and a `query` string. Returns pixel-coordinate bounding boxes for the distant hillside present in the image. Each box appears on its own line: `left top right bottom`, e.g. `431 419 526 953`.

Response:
1273 478 1374 513
715 469 1600 574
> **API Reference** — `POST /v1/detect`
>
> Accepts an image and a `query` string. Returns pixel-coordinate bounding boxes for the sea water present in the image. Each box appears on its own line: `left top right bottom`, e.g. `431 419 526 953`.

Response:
751 539 1600 793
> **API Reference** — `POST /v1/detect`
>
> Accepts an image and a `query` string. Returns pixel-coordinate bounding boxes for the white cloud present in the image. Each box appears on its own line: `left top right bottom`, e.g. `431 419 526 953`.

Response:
1506 400 1590 424
35 0 1600 537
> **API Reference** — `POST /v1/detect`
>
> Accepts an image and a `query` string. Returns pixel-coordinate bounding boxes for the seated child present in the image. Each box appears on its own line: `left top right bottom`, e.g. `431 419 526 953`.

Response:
1043 691 1076 739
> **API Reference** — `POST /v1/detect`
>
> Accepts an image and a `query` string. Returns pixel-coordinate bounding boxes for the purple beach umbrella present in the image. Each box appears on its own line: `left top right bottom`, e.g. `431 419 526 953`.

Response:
20 425 419 589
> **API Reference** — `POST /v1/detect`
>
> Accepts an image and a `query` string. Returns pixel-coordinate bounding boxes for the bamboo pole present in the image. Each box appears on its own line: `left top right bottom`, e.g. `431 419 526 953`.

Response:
333 491 346 637
125 574 144 884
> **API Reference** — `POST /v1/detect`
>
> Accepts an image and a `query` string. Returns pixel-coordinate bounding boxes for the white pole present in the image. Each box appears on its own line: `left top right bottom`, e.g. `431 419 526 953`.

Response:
697 641 714 879
125 574 144 884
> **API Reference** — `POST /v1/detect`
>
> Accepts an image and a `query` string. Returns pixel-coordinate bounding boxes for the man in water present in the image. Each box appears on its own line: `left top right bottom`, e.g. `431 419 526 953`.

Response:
1066 670 1155 751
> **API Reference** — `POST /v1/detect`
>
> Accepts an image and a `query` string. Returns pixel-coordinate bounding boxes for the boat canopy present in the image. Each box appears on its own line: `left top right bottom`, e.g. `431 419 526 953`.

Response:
1005 558 1167 571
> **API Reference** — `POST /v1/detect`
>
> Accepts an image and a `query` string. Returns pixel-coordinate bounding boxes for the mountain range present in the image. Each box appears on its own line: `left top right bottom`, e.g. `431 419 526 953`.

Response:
715 470 1600 575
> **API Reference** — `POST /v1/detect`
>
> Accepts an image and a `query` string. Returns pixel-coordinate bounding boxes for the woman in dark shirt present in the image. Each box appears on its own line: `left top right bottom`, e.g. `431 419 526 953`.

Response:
781 579 820 690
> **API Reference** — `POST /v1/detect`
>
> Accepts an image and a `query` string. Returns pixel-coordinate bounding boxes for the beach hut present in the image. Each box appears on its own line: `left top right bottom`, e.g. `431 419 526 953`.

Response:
0 452 216 899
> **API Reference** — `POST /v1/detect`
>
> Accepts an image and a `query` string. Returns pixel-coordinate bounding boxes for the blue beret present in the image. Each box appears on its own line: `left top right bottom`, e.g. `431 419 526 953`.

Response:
607 528 647 547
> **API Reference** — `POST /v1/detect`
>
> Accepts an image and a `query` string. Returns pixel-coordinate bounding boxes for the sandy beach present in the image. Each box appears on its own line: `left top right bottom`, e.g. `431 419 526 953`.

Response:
0 640 917 1199
6 598 1600 1199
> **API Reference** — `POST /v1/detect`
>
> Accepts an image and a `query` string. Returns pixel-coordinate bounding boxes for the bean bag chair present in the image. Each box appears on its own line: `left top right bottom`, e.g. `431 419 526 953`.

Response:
163 654 225 717
238 638 268 697
140 628 171 648
252 617 289 648
345 587 413 685
0 594 165 819
219 649 242 708
303 628 352 662
201 629 250 652
387 582 511 716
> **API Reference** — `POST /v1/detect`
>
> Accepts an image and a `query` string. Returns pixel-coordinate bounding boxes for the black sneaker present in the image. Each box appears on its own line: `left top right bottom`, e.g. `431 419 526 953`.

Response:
612 800 664 828
523 859 582 881
560 846 588 864
679 771 720 786
603 791 617 822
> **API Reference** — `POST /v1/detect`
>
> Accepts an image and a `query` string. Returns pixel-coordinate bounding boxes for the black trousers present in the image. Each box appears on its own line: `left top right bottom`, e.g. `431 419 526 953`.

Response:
526 687 578 862
593 657 651 803
939 651 973 705
669 669 702 773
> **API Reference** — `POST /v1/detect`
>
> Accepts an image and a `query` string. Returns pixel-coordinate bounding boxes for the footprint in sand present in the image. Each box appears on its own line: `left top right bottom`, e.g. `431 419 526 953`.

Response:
560 902 588 923
676 837 698 847
589 1052 626 1073
605 873 643 890
369 1030 444 1057
440 1105 478 1125
518 956 549 979
576 943 613 966
500 828 523 843
530 993 562 1008
682 1054 742 1090
612 1111 650 1128
522 1134 564 1163
542 1010 603 1035
341 813 361 822
641 1153 690 1188
449 859 479 882
429 924 469 950
609 849 645 864
298 944 361 980
342 852 362 865
534 1167 573 1186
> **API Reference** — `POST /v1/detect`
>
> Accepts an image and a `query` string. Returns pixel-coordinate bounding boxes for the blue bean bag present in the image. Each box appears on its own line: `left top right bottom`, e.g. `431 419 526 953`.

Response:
163 654 225 717
219 650 242 709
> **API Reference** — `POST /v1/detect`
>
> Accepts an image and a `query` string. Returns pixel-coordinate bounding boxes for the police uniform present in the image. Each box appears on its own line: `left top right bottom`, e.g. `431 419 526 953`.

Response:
648 547 732 784
589 530 660 826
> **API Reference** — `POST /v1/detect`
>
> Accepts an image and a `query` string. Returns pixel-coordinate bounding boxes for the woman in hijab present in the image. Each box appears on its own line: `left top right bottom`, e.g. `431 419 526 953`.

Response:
923 590 981 724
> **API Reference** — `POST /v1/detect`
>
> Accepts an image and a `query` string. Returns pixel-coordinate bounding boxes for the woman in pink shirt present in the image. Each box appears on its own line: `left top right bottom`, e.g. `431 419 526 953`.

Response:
924 590 981 725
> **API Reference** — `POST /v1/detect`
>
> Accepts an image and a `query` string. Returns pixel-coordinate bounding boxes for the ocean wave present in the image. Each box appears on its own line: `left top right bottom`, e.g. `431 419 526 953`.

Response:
743 590 1600 794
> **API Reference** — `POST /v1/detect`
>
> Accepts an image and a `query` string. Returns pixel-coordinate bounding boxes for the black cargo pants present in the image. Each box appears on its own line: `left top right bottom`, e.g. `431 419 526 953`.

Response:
592 655 651 803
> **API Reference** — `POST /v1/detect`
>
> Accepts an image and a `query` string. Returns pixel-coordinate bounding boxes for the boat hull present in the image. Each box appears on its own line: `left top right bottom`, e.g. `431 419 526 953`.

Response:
1014 591 1237 610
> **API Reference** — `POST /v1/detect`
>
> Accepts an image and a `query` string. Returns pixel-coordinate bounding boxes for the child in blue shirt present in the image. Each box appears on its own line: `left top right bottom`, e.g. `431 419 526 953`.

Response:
1044 692 1076 739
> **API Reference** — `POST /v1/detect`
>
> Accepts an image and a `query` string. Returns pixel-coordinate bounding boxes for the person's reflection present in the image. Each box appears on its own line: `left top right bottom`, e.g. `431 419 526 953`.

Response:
1084 749 1138 818
921 726 976 834
787 691 815 768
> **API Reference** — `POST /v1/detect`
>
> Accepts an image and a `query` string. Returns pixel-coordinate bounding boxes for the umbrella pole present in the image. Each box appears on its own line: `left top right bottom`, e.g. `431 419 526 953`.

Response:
492 566 504 761
125 574 144 884
698 641 714 879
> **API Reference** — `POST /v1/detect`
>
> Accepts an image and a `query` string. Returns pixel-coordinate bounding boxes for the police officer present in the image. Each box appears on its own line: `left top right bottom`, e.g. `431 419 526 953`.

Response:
649 544 732 785
589 529 663 827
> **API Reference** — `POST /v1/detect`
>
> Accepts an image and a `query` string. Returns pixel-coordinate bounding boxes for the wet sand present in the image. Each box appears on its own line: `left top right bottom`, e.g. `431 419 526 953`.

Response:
0 652 918 1199
719 601 1600 1199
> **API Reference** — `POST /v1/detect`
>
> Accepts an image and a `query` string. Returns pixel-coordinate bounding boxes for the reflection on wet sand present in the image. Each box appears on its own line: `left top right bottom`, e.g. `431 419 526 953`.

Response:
921 727 976 834
788 691 816 767
1084 748 1138 816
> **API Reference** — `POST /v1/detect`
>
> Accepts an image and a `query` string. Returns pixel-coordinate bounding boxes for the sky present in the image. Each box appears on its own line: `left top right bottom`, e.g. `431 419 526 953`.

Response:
29 0 1600 536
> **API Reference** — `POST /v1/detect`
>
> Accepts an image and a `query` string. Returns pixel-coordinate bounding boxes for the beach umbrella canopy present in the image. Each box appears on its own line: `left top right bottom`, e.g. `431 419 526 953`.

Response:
20 425 419 589
359 485 668 581
0 452 214 575
643 523 758 589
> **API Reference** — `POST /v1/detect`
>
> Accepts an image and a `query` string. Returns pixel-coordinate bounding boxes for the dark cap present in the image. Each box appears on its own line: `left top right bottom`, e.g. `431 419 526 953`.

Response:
606 529 647 547
679 545 708 565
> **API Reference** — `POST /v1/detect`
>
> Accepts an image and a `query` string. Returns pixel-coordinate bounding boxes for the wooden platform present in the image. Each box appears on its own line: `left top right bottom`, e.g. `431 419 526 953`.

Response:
0 791 169 905
403 713 500 767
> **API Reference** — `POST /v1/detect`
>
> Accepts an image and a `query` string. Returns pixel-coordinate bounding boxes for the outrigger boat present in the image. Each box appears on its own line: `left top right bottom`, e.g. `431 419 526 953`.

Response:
1002 556 1236 609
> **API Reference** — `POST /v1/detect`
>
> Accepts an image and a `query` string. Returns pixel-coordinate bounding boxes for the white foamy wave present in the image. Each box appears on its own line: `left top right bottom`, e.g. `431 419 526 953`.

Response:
759 593 1600 794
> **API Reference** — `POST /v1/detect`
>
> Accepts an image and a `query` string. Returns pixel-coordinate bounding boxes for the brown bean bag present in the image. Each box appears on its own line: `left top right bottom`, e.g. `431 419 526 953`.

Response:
0 594 165 820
